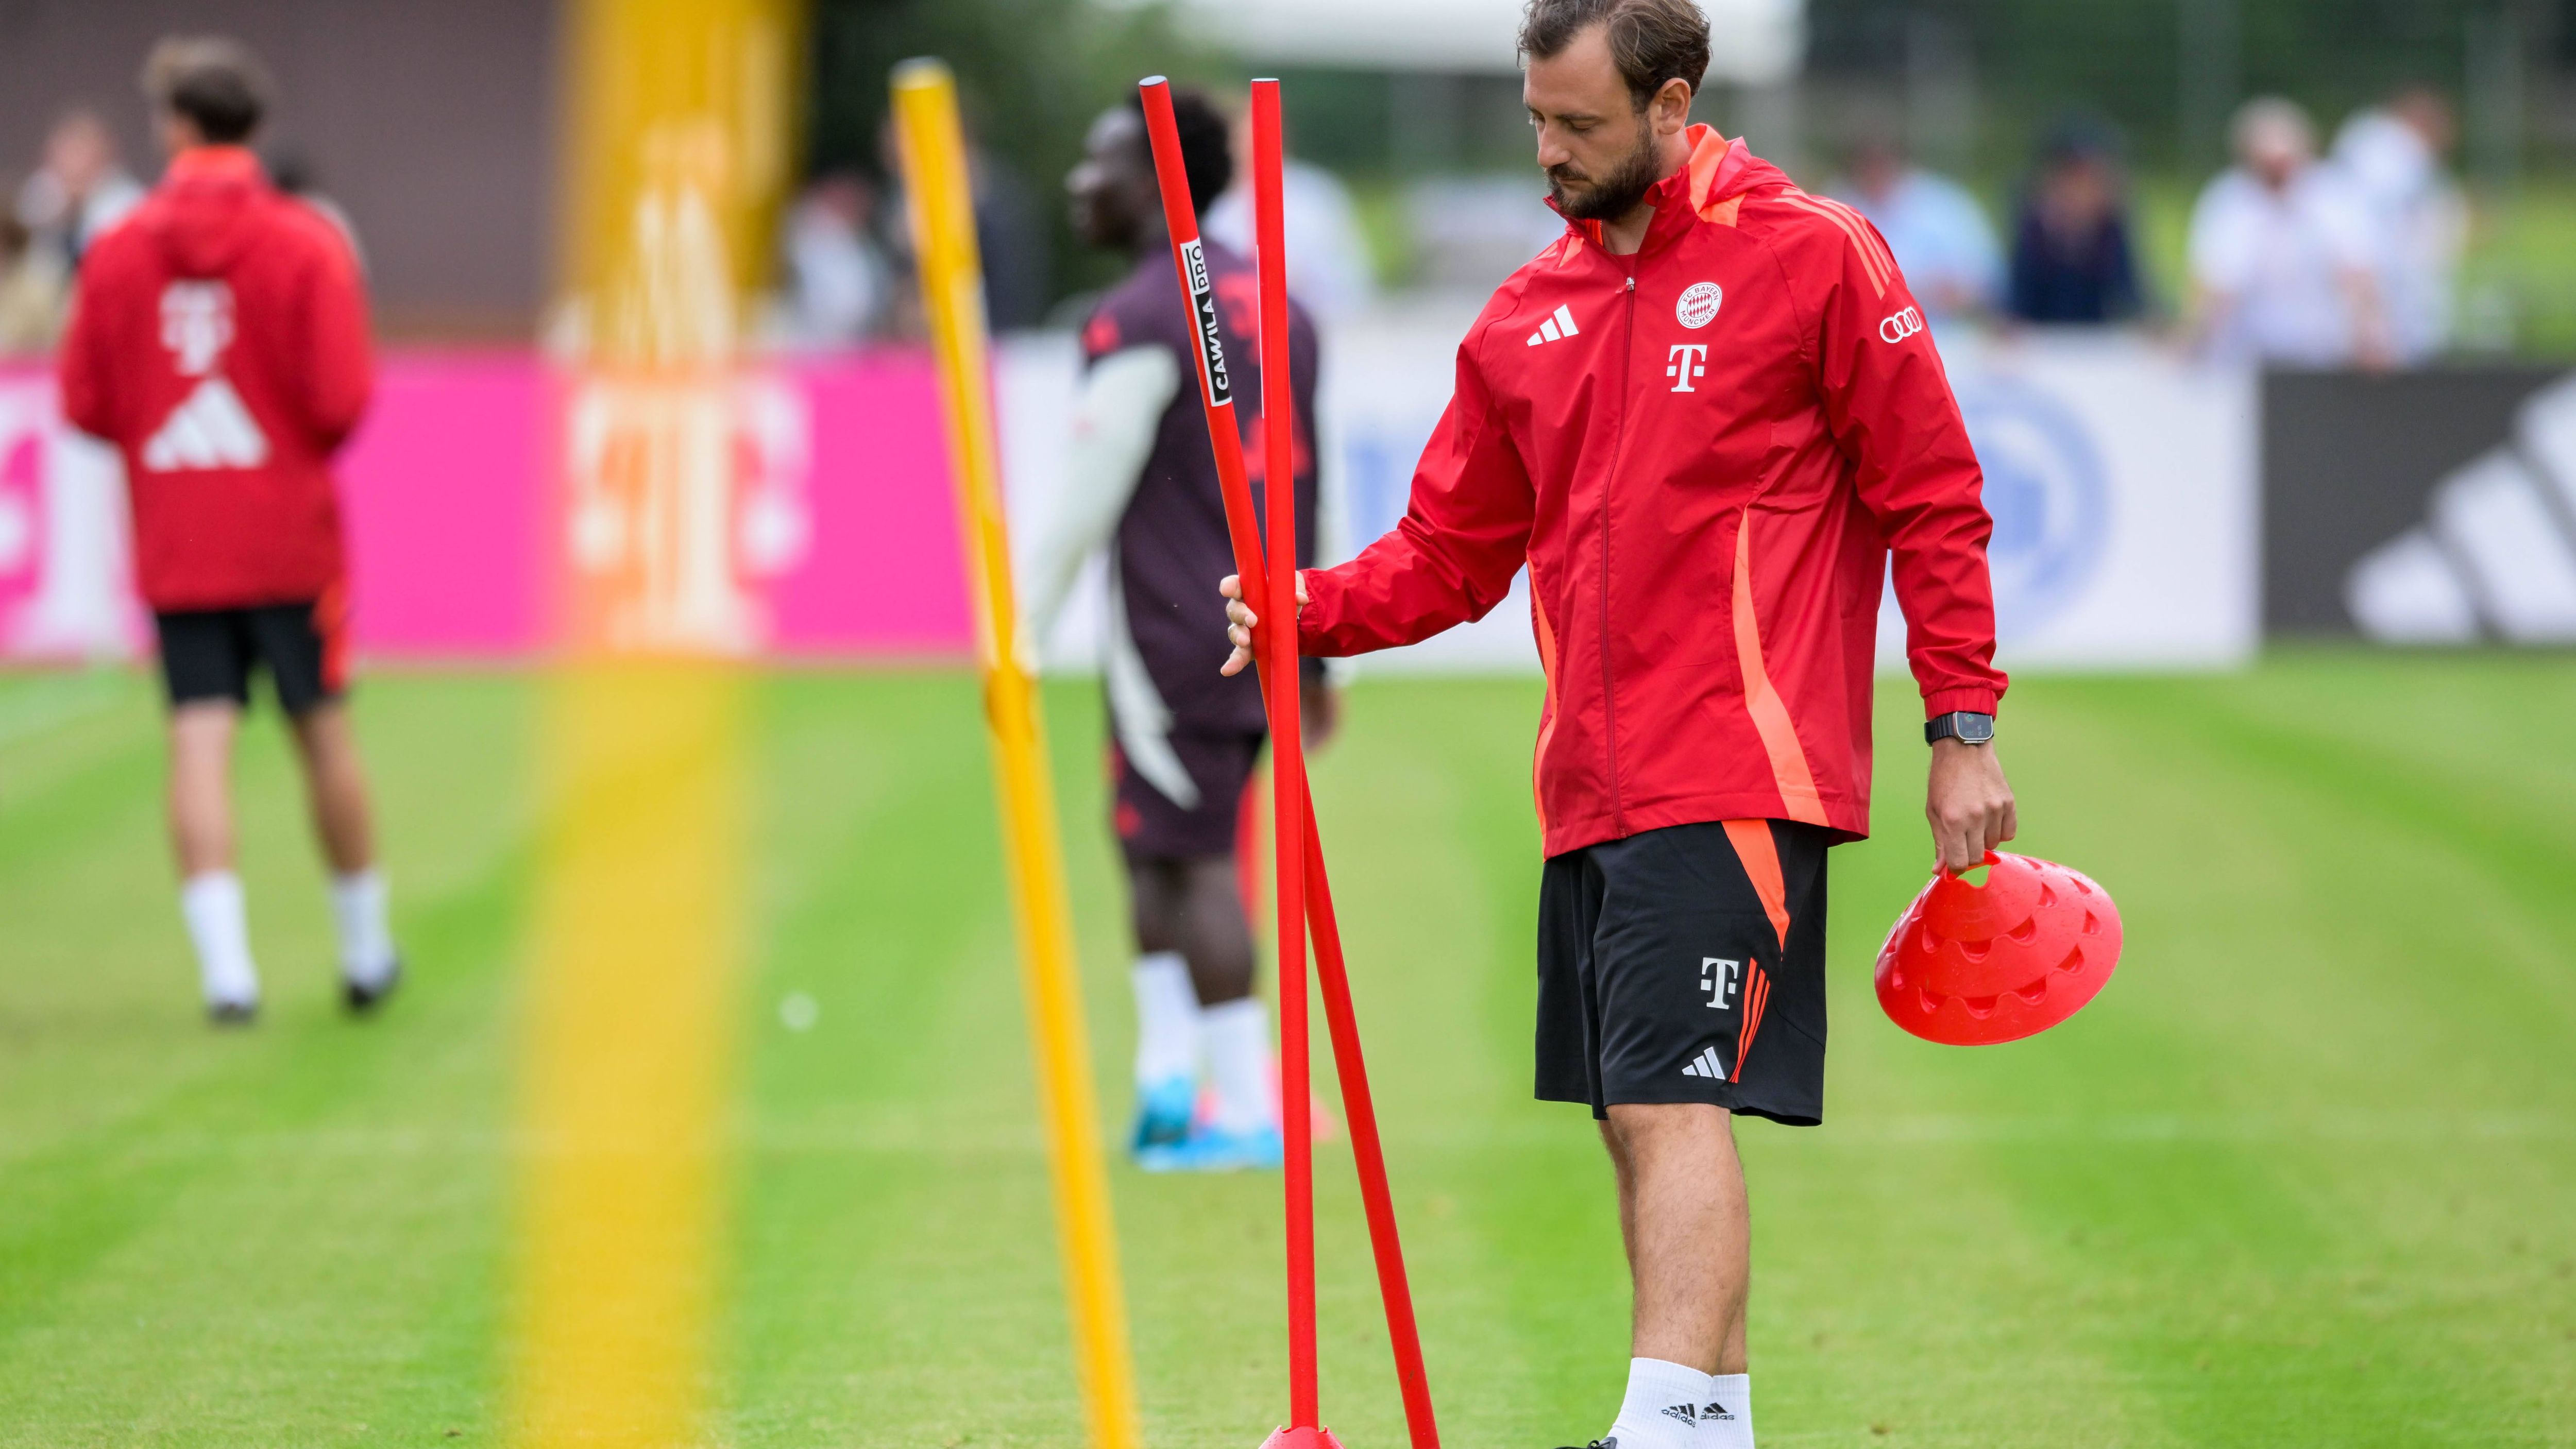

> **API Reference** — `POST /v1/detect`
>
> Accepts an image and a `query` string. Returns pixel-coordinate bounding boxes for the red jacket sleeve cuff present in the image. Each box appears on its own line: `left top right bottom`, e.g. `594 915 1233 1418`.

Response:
1295 566 1345 657
1923 686 1999 719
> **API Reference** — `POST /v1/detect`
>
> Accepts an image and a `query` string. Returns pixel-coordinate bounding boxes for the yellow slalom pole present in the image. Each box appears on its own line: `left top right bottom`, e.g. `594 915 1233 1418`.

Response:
892 58 1144 1449
510 1 788 1445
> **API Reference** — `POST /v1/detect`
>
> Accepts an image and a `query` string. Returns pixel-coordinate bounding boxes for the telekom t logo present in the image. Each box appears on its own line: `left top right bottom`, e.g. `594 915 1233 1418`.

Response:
1701 957 1741 1009
1666 344 1709 393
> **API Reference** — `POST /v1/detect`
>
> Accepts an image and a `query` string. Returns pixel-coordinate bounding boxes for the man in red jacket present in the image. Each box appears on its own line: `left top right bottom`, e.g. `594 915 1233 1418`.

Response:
60 37 399 1023
1223 2 2015 1443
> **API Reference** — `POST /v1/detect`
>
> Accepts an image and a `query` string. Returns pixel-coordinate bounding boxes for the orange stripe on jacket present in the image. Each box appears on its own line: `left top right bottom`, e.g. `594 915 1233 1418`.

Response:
1801 192 1899 280
1774 192 1892 296
1730 513 1829 827
1721 819 1792 949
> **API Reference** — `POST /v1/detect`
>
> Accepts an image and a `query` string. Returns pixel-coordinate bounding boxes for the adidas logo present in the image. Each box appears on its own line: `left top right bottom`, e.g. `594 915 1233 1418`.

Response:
2346 373 2576 644
1681 1046 1726 1079
141 378 270 472
1705 1401 1734 1421
1526 302 1581 347
1660 1404 1696 1425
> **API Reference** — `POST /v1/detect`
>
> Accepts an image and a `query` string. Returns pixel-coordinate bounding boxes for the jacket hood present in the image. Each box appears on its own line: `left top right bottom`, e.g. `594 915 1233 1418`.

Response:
143 147 272 278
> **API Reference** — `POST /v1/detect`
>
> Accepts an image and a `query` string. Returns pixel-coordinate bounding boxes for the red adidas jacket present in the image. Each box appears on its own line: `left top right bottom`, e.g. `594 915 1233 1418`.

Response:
1300 127 2005 855
59 146 372 612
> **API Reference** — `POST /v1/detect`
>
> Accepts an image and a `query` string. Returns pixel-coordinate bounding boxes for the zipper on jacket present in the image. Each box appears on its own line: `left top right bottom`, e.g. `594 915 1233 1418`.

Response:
1598 274 1636 833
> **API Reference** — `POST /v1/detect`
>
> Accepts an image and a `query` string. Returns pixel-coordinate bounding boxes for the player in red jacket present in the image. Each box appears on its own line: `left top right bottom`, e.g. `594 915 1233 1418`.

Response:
1223 3 2016 1444
59 37 399 1022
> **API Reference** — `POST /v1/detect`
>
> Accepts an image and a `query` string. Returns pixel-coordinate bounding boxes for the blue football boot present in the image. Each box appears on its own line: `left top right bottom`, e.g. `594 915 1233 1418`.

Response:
1136 1122 1284 1173
1130 1077 1198 1156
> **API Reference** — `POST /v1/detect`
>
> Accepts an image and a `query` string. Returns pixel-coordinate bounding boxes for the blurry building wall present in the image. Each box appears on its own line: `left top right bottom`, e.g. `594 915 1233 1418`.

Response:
0 0 556 337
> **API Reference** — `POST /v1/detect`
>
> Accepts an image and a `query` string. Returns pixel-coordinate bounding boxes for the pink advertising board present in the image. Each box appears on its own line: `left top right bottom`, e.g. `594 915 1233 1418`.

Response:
0 351 977 661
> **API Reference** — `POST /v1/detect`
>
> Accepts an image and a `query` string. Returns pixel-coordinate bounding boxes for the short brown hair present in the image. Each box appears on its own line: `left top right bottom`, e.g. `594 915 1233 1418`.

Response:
1519 0 1711 110
142 36 272 145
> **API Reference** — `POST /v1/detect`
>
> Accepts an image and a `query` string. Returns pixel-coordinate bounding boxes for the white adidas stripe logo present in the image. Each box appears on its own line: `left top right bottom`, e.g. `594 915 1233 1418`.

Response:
1525 303 1580 347
142 377 270 473
1681 1046 1726 1079
2347 373 2576 644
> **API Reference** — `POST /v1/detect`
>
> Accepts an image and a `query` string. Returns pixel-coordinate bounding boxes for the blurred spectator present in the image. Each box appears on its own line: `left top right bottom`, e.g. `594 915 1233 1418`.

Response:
770 170 893 348
1205 108 1376 319
14 111 145 271
1832 137 2002 322
267 150 366 272
0 203 69 351
2006 122 2144 325
2186 97 2393 368
2330 87 2465 365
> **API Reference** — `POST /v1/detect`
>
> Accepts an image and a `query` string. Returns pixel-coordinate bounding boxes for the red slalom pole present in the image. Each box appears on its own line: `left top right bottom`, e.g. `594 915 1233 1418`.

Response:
1138 76 1439 1449
1250 78 1321 1436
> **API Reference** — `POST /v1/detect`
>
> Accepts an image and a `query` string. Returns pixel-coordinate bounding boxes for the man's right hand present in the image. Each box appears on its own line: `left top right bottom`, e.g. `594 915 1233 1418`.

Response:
1219 572 1308 677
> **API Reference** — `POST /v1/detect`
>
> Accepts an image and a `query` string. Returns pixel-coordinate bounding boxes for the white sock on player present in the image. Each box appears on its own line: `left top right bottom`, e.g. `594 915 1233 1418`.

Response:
1130 951 1199 1087
1605 1357 1714 1449
181 871 259 1009
331 868 398 989
1701 1373 1752 1448
1199 996 1274 1134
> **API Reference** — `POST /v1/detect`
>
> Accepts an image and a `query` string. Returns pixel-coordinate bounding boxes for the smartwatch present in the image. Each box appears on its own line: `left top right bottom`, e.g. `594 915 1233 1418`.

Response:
1924 711 1995 746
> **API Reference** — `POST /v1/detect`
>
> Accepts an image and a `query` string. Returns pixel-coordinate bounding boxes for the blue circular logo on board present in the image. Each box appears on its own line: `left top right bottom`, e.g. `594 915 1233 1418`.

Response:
1952 376 2109 637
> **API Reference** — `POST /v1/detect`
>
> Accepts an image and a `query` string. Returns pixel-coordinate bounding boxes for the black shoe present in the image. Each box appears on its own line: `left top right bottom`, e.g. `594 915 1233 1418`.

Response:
343 957 403 1015
207 998 259 1027
1553 1440 1616 1449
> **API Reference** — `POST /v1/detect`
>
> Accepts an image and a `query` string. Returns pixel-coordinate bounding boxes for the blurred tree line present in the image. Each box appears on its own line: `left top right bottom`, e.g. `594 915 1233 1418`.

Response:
804 0 1230 318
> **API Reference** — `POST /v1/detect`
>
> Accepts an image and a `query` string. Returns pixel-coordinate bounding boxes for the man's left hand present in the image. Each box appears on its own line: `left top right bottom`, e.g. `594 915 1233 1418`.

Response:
1926 738 2016 874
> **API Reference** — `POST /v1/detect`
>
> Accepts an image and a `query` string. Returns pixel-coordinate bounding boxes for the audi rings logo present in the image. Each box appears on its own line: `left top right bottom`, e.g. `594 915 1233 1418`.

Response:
1878 306 1925 344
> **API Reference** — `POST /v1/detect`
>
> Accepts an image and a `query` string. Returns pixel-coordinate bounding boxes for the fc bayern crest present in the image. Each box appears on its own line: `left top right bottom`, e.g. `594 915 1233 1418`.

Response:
1676 281 1723 329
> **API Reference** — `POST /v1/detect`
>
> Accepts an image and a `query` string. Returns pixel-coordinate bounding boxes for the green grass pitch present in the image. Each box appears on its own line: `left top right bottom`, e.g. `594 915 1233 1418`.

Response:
2 654 2572 1446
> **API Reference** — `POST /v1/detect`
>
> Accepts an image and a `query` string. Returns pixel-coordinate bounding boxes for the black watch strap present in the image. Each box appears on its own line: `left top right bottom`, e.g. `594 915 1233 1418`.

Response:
1925 711 1995 745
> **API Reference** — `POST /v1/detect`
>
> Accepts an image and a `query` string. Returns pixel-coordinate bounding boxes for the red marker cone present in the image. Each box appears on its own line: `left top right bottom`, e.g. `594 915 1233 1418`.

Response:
1875 851 2123 1046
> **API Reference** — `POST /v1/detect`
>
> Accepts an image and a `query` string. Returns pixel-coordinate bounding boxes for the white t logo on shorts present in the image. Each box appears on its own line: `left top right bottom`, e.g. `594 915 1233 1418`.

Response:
1701 956 1741 1009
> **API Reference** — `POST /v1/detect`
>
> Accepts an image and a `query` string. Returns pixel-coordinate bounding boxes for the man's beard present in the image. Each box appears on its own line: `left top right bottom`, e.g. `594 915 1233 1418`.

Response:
1547 121 1661 222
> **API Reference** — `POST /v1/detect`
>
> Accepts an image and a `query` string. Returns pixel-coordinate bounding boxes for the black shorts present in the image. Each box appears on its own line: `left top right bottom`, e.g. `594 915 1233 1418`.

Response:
1110 729 1263 861
1536 819 1832 1127
154 600 348 715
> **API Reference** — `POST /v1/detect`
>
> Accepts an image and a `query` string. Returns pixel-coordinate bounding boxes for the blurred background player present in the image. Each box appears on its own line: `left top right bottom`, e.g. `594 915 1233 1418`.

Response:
57 35 399 1022
1024 87 1329 1172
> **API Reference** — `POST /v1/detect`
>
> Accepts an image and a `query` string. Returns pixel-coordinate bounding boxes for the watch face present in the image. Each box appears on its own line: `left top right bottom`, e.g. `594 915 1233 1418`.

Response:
1955 713 1995 742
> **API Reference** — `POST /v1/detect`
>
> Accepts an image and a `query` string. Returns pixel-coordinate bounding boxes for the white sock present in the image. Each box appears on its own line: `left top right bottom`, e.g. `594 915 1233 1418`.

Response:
1199 996 1274 1134
331 868 398 988
1701 1374 1752 1448
1130 951 1199 1087
181 871 259 1008
1606 1357 1715 1449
